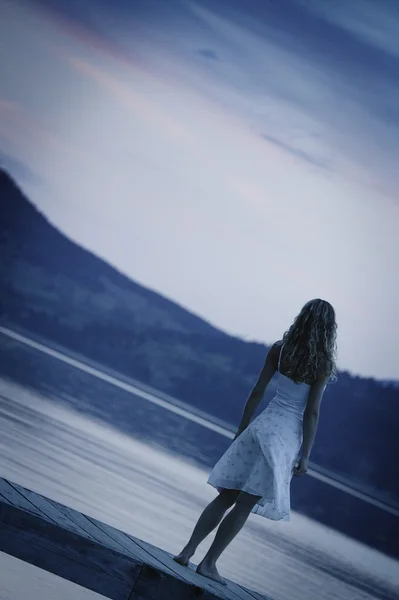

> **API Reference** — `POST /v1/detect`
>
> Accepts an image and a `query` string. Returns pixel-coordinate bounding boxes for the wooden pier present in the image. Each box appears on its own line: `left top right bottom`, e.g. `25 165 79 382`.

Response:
0 477 270 600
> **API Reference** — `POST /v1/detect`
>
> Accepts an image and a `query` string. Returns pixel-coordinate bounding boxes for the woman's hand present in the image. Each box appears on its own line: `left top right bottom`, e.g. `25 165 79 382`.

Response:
293 456 309 477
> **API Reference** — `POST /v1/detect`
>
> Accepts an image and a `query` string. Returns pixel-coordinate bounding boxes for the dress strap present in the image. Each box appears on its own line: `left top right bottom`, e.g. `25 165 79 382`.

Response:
278 343 284 373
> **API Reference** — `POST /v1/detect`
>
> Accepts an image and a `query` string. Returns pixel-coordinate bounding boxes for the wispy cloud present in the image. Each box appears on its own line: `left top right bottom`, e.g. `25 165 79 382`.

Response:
47 0 396 198
198 49 219 61
2 0 398 377
28 1 399 186
0 99 64 163
182 1 399 197
260 135 331 171
299 0 399 59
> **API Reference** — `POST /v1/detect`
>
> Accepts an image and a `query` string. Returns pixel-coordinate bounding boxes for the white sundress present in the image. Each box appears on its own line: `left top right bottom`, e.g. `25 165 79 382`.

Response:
207 346 311 521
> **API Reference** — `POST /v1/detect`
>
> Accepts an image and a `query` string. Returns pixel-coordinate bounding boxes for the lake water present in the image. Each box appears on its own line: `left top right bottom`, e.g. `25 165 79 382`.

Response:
0 375 398 600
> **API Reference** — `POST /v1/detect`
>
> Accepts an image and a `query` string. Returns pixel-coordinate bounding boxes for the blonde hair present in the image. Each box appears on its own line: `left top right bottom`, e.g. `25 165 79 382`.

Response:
280 299 337 384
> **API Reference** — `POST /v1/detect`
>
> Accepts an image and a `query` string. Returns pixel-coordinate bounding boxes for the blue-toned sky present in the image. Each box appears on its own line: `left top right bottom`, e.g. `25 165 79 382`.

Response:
1 0 398 379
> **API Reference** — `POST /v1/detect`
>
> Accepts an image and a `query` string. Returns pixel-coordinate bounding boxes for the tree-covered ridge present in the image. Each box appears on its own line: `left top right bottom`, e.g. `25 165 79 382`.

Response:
1 168 398 505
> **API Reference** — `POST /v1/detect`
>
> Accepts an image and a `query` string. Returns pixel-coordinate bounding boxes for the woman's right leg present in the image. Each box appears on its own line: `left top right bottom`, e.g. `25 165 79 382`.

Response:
196 491 260 584
173 489 239 565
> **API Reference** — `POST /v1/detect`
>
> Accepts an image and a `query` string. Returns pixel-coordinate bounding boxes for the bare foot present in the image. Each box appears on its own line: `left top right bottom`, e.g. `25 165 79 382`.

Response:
173 548 194 566
196 561 226 585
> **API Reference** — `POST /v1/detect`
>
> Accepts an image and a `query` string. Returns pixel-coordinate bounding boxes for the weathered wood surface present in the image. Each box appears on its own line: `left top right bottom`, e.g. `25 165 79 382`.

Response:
0 477 271 600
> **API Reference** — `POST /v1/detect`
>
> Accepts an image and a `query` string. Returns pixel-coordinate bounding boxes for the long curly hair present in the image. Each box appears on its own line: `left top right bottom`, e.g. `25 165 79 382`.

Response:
280 299 337 384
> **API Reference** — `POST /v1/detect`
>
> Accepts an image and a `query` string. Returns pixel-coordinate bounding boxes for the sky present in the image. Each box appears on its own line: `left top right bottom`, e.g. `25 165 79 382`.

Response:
0 0 398 380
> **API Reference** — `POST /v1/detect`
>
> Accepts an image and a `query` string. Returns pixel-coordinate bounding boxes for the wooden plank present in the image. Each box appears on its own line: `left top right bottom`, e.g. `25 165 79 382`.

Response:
89 522 244 600
47 498 128 551
44 494 189 583
0 478 49 519
227 581 271 600
0 479 270 600
235 588 269 600
138 540 268 600
86 516 181 578
9 481 97 540
7 480 182 578
0 499 141 600
130 564 219 600
1 479 134 557
50 500 186 583
128 537 243 600
7 482 170 575
195 567 252 600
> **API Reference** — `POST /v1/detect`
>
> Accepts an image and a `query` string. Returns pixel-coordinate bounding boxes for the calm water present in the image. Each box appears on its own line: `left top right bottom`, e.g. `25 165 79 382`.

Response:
0 377 398 600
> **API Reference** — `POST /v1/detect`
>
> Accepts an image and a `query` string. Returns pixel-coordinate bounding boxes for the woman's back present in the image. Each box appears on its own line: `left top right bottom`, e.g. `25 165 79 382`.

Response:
268 344 310 419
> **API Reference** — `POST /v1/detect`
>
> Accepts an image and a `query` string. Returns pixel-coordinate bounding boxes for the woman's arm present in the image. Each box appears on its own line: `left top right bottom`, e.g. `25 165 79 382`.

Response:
234 344 278 439
294 375 327 475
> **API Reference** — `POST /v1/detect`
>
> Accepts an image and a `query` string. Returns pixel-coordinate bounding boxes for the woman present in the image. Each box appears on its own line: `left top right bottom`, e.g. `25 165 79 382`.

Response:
173 298 337 585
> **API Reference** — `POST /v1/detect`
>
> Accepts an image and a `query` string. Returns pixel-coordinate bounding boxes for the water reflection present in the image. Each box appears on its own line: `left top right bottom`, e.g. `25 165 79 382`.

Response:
0 379 397 600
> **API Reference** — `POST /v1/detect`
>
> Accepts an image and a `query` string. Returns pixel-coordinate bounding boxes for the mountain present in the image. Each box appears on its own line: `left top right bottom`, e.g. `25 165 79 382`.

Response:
1 168 398 507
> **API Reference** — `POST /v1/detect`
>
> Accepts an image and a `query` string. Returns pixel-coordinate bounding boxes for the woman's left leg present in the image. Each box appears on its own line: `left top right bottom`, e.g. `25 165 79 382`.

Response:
173 489 240 566
196 491 260 585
